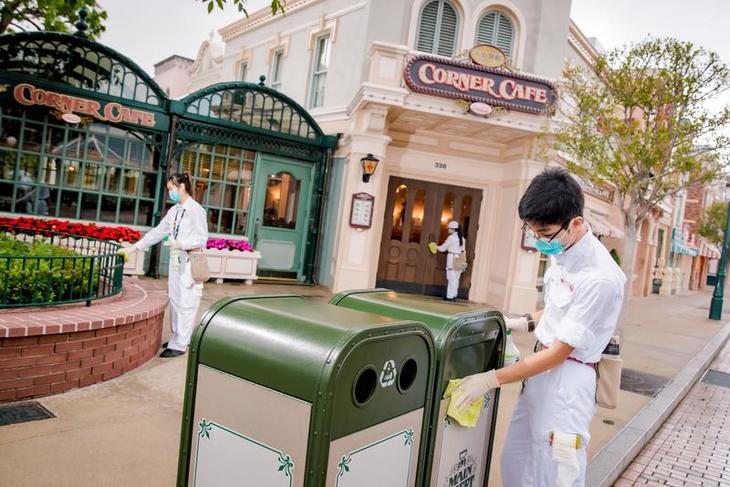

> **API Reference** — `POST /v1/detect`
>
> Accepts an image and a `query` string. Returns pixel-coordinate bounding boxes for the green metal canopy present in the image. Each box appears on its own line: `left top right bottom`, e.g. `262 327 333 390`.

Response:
0 31 167 111
172 80 337 162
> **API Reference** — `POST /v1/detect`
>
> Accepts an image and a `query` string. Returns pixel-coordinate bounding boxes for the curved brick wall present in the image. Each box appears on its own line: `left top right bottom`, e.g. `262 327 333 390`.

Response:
0 279 167 403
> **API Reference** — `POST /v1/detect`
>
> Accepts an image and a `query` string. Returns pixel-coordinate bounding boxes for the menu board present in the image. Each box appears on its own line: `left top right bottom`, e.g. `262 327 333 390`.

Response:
350 193 375 229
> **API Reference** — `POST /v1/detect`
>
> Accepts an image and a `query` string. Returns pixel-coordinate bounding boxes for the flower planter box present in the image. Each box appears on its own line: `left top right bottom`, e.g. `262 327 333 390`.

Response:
205 248 262 285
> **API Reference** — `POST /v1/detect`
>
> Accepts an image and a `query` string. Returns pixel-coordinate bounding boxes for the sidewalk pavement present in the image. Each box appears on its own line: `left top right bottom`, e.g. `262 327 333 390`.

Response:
613 336 730 486
0 279 727 487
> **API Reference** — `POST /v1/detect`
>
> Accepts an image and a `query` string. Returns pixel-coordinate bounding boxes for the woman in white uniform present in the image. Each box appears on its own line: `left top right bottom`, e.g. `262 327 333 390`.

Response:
452 168 625 486
122 173 209 358
434 220 465 302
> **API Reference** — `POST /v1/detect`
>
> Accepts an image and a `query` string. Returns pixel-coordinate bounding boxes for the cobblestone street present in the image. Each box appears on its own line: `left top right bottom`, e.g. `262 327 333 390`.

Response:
616 341 730 486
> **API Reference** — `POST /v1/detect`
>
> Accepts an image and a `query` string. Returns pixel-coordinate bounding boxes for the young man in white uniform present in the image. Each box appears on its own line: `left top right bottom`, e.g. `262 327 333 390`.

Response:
453 168 625 486
123 173 209 358
434 220 466 301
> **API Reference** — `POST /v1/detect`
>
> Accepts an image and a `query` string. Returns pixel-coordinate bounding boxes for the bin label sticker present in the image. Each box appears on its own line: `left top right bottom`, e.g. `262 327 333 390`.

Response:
446 450 476 487
379 360 397 388
193 418 295 487
434 389 497 487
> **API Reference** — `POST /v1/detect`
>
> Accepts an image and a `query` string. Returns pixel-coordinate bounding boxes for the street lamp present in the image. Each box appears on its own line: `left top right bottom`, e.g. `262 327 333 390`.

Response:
709 181 730 320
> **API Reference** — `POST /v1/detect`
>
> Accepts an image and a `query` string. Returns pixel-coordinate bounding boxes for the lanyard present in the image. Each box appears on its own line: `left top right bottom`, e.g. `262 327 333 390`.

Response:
172 207 186 240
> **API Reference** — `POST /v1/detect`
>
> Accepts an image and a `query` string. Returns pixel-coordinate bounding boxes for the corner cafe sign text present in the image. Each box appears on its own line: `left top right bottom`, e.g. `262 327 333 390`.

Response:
404 55 556 115
11 83 158 128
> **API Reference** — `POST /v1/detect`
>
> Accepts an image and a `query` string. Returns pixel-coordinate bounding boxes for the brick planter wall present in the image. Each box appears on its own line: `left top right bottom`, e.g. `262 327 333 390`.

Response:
0 279 167 403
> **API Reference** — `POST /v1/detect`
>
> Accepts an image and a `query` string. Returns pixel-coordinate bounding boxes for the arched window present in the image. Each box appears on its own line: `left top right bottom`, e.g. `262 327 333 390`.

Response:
475 10 515 59
415 0 459 57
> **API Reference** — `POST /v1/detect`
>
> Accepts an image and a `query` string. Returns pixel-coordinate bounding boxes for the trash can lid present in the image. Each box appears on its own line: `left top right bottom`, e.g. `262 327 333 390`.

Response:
194 294 433 403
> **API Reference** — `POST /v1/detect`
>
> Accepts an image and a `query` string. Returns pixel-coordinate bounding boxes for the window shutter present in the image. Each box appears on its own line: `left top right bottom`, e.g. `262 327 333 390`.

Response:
495 13 514 58
436 2 458 57
476 11 497 46
416 1 439 54
476 11 514 59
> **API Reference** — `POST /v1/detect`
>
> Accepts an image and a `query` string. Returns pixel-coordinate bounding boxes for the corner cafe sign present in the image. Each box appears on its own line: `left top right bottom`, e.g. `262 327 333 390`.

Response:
404 54 556 115
10 82 159 128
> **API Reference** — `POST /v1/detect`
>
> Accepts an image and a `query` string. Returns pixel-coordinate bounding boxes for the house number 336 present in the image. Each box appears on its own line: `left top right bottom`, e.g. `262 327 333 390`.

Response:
434 162 447 169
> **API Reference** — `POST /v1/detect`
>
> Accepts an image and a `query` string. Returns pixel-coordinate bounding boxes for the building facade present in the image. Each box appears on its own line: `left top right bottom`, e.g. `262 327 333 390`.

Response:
172 0 642 311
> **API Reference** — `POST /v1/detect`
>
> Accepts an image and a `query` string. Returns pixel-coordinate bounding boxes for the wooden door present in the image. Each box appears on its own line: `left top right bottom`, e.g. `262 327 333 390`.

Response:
376 177 482 299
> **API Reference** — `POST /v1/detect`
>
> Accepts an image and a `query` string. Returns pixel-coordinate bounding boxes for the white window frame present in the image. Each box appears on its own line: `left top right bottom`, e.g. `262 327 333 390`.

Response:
309 34 330 108
238 62 248 81
270 49 284 90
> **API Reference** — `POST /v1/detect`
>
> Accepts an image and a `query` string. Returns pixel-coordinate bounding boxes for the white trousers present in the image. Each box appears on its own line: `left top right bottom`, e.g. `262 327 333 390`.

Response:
167 257 202 352
501 360 596 486
446 269 462 299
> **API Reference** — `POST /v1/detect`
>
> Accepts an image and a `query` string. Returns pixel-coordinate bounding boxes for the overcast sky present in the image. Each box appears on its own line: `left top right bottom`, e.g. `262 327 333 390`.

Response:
97 0 730 109
98 0 730 74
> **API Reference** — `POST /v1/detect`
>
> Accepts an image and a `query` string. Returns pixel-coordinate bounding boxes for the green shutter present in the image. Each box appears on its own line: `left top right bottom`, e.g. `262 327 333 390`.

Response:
416 0 458 57
495 13 514 57
476 11 497 45
416 1 439 54
436 2 458 57
476 11 513 59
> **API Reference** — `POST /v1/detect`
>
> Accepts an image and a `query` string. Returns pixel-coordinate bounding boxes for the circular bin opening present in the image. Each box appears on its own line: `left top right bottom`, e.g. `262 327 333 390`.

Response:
397 358 418 393
353 366 378 407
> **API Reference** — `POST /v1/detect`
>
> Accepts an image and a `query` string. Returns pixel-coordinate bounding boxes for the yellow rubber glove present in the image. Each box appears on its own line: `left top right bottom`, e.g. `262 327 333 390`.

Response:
117 248 129 263
428 242 438 254
444 379 482 427
453 370 500 412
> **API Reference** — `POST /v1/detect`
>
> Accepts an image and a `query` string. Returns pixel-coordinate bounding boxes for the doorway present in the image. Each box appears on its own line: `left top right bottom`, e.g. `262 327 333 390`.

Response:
376 176 483 299
250 155 314 280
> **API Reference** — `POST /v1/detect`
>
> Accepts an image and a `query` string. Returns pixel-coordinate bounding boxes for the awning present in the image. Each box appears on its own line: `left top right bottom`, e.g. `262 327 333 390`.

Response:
672 240 699 256
585 209 625 239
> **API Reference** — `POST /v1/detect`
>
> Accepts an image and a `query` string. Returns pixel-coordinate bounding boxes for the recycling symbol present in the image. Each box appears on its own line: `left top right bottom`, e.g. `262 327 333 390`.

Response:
379 360 397 388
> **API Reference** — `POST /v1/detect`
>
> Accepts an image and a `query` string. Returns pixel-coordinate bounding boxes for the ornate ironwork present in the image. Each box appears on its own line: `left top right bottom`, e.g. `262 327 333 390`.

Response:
175 119 322 162
181 82 326 143
0 32 166 108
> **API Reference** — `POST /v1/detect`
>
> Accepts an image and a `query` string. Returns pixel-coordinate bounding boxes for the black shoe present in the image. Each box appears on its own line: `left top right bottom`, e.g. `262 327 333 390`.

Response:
161 341 168 349
443 297 456 302
160 348 185 358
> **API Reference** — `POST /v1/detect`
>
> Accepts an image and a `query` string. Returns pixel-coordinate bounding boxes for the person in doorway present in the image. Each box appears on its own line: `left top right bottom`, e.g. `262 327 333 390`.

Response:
452 168 626 486
431 220 466 302
121 172 209 358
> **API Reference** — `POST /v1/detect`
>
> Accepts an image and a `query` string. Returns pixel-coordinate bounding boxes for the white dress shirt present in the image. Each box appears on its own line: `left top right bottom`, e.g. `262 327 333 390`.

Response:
535 228 626 363
134 198 209 252
437 232 466 270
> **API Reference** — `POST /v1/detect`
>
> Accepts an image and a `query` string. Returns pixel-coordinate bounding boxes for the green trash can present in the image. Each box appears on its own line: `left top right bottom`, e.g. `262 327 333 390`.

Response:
330 289 505 487
177 294 436 487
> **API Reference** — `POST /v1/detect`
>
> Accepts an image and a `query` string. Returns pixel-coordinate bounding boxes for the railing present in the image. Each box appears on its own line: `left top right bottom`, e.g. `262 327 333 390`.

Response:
0 228 125 308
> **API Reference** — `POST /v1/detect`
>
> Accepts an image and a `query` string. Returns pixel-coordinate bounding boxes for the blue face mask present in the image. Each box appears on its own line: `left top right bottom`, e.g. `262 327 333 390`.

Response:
169 190 180 203
533 238 565 256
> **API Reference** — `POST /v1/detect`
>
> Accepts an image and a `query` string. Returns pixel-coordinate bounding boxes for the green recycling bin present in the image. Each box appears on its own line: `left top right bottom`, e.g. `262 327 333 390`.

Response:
177 294 436 487
330 289 505 487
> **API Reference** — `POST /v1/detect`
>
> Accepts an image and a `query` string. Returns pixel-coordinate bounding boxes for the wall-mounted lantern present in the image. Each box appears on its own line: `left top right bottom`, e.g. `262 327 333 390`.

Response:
360 153 380 183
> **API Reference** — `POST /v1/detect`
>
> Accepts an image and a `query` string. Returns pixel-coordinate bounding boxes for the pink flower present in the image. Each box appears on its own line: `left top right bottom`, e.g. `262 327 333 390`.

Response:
206 237 254 252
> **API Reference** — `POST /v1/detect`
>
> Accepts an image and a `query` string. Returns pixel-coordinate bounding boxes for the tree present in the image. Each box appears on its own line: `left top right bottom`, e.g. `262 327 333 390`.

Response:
200 0 286 16
699 201 728 246
0 0 107 38
548 37 730 306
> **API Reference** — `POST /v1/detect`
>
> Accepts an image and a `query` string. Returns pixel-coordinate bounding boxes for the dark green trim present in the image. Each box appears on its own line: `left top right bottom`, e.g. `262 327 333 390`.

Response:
0 31 168 106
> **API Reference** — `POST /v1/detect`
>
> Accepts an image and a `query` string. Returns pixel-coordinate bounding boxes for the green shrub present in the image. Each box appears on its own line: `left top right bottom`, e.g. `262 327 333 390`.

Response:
0 236 101 306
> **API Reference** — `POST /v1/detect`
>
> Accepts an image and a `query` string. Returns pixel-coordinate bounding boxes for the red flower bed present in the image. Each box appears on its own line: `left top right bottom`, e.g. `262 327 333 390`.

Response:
0 216 142 242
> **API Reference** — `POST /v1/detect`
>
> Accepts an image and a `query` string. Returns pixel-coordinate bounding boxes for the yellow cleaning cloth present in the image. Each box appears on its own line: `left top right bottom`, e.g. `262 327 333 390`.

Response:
443 379 483 428
428 242 438 254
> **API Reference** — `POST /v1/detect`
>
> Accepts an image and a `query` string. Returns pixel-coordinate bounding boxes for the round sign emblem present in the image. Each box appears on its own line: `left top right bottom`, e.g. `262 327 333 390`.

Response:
469 44 507 68
61 113 81 124
469 102 493 116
